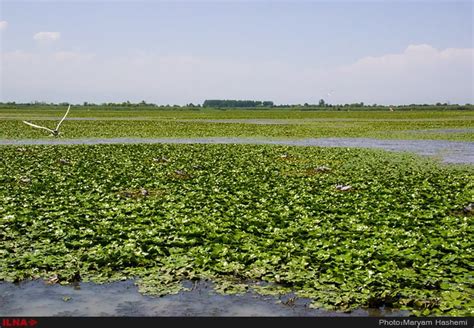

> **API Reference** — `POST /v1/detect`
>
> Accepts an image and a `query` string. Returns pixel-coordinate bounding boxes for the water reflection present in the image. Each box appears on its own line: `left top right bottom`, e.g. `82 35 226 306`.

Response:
0 280 410 317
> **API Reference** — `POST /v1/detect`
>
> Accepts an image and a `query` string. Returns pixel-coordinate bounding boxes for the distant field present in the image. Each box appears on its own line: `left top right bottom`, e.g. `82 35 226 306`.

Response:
0 107 473 141
1 106 473 119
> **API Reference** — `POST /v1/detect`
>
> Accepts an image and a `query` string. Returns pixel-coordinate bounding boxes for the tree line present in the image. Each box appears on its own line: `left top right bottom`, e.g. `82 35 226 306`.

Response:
202 100 274 108
0 100 472 111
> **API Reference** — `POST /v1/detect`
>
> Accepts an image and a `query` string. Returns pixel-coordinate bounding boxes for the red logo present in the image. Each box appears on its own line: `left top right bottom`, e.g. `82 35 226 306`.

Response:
1 318 38 327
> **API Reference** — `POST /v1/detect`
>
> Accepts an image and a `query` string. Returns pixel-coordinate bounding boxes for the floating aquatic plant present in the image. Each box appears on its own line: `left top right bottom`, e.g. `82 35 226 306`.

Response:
0 144 472 316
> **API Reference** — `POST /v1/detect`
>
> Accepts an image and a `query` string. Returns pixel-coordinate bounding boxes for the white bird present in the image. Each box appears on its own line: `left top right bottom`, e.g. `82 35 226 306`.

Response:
336 184 352 191
23 105 71 137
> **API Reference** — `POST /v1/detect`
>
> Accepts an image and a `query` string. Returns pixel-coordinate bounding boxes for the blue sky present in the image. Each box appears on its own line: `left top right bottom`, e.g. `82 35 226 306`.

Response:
1 0 473 105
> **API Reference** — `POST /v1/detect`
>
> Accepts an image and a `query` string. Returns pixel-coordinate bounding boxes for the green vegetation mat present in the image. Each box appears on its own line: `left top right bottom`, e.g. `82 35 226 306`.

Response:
0 109 473 141
1 144 472 316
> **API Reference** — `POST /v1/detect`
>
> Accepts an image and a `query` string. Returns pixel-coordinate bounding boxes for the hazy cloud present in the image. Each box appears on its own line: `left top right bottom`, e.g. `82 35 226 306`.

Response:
1 44 472 105
0 21 8 31
53 51 95 61
333 44 474 104
33 32 61 42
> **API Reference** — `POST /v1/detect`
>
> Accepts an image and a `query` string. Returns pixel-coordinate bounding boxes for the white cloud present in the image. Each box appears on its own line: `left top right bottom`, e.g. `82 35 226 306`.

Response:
0 21 8 31
33 32 61 42
1 44 472 105
53 51 95 61
332 44 474 104
1 50 35 61
339 44 470 74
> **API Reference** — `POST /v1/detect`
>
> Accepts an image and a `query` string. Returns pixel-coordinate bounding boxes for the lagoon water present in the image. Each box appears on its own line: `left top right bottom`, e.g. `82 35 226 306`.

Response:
1 137 473 164
0 280 409 317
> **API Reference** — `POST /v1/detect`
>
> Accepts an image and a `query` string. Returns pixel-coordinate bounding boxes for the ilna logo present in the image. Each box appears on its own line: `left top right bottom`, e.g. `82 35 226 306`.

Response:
1 319 38 327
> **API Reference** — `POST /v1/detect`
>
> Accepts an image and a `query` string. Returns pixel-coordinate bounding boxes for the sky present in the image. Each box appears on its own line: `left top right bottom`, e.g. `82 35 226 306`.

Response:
0 0 473 105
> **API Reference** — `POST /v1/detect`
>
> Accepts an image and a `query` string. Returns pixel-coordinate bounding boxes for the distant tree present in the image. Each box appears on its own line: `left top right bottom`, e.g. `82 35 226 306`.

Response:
318 99 326 107
262 101 274 107
203 99 271 108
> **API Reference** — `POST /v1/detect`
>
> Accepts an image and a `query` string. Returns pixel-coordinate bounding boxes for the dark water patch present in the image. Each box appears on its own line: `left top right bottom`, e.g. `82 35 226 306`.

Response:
175 118 474 124
4 117 471 123
1 137 473 164
0 280 409 317
179 119 296 125
178 118 474 124
403 128 474 134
